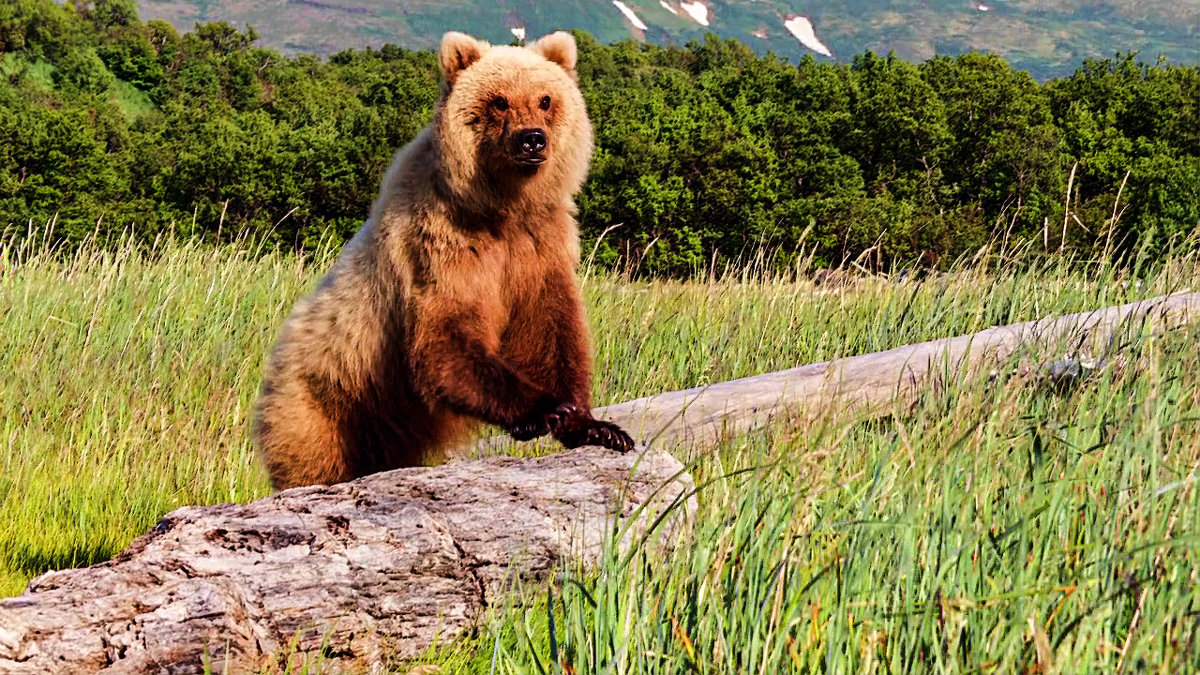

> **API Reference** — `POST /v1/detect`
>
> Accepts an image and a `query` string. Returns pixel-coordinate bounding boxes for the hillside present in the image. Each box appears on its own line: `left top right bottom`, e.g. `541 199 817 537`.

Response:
134 0 1200 78
4 0 1200 274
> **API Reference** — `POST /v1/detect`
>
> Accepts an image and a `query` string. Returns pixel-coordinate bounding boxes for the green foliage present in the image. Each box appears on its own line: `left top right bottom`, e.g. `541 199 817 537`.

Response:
0 0 81 57
50 45 114 94
86 0 138 30
1 0 1198 275
1047 55 1200 249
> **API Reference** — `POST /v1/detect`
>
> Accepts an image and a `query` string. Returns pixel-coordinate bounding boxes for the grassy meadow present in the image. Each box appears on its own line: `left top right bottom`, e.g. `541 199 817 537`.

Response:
2 230 1199 672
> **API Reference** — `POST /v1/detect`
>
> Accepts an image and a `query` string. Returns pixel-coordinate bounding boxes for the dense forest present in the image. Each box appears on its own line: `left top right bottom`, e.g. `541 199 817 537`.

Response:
2 0 1198 275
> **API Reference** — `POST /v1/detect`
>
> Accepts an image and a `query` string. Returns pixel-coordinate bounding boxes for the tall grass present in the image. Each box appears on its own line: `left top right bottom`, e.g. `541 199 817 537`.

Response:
2 231 1198 671
481 318 1200 673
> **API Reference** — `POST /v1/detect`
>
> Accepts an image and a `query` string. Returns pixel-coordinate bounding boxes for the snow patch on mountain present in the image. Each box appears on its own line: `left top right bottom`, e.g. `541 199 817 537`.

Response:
783 14 831 57
679 1 709 26
613 0 649 30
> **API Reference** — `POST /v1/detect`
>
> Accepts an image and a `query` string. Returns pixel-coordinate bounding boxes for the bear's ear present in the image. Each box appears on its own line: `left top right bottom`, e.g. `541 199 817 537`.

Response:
529 31 578 80
440 32 489 87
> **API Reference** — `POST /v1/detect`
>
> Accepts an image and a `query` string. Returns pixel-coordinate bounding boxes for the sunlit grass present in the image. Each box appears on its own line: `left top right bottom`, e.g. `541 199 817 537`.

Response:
2 232 1198 672
467 317 1200 672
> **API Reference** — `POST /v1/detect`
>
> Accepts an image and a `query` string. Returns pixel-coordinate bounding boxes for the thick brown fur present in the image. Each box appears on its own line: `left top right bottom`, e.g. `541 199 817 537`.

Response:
253 31 634 490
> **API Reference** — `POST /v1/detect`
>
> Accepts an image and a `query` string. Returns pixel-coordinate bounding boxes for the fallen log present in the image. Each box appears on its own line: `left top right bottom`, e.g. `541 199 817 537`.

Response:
4 292 1197 673
466 291 1200 456
0 449 694 674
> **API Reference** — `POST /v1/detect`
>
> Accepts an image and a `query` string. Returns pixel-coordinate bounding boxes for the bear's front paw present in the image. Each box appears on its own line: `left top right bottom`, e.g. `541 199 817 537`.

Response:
509 402 577 441
554 417 636 453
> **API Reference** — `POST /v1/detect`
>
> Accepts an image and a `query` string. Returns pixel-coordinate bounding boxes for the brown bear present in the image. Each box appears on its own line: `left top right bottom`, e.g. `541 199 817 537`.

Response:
252 30 635 490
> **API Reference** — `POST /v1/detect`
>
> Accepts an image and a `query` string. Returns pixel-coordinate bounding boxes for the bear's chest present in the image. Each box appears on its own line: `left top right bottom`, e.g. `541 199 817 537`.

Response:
438 205 571 307
498 231 555 295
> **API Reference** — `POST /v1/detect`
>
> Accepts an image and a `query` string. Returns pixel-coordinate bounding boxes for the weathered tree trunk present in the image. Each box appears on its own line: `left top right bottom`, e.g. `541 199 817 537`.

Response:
465 291 1200 456
3 292 1197 673
0 449 694 674
599 290 1200 447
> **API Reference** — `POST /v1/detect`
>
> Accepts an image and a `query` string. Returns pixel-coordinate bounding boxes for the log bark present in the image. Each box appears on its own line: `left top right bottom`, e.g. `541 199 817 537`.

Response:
466 291 1200 456
0 449 694 674
607 290 1200 447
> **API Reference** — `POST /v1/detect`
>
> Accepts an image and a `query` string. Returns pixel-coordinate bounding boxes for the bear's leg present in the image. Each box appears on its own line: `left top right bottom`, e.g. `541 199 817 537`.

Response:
512 268 636 453
254 379 356 490
410 298 567 435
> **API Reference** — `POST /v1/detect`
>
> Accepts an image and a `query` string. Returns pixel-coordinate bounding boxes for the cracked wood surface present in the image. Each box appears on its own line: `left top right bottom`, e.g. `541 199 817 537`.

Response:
0 448 693 674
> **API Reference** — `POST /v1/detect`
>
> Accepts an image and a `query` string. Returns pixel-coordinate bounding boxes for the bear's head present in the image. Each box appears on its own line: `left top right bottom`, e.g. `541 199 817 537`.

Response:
434 31 594 209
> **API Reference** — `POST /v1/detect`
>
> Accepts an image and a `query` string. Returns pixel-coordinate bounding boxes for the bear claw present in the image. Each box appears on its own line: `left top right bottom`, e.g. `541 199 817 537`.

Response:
509 403 577 441
555 418 635 453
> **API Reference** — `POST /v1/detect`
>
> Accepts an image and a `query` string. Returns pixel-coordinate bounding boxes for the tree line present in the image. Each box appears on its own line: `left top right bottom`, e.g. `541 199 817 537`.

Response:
2 0 1198 275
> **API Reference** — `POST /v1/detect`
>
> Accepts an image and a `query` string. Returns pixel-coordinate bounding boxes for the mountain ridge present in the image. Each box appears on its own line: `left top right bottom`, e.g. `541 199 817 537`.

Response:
133 0 1200 79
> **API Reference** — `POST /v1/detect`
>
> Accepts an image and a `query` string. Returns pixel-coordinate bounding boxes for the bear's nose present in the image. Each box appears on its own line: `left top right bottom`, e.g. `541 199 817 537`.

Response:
518 128 547 154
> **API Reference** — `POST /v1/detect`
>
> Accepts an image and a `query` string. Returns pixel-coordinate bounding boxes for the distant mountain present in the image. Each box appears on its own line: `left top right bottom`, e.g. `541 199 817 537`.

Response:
133 0 1200 78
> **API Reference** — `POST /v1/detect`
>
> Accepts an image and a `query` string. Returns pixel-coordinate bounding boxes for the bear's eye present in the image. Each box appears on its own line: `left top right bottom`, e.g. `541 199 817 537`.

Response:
539 95 551 111
490 96 509 112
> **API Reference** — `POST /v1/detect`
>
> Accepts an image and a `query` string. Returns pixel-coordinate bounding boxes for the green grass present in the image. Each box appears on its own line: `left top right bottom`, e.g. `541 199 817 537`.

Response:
473 330 1200 673
3 53 155 121
109 78 156 120
2 232 1199 671
0 54 56 92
